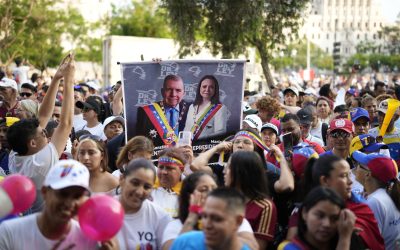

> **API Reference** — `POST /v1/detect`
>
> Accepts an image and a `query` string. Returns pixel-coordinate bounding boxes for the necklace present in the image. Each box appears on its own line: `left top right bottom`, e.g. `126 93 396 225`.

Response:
159 101 186 131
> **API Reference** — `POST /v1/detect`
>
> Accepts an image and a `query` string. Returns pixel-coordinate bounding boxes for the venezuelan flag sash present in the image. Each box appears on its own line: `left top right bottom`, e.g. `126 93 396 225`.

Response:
142 103 178 145
191 104 222 140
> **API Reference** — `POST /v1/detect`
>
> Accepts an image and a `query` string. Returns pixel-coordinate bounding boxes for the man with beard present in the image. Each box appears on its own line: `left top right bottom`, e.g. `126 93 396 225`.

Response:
171 188 250 250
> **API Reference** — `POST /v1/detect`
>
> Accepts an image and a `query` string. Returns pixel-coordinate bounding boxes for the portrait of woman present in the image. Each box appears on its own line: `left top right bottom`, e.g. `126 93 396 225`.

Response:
184 75 227 140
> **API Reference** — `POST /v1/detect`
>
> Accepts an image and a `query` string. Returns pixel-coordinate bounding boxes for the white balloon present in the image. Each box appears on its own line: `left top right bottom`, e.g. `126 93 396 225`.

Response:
0 187 13 218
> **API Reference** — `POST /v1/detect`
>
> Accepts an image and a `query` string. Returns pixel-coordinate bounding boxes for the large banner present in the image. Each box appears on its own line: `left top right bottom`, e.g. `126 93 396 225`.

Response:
121 60 246 157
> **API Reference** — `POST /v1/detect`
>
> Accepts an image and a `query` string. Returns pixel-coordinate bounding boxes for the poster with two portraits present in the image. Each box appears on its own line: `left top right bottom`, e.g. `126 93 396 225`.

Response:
121 60 246 158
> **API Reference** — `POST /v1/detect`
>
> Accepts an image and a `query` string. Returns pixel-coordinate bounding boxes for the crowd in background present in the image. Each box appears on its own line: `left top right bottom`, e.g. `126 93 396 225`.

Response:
0 54 399 250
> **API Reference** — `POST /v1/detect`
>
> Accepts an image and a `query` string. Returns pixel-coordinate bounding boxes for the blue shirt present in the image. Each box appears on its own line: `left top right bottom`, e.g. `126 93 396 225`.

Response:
171 231 250 250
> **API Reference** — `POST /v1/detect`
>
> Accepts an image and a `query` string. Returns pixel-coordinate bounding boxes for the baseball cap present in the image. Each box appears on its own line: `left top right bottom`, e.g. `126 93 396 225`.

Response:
329 118 354 134
261 123 279 135
297 108 313 125
346 88 358 97
292 146 319 178
242 102 258 115
350 107 370 122
76 95 102 114
0 78 18 91
86 81 100 91
350 134 387 156
352 151 398 184
377 99 389 114
44 160 90 191
243 114 262 132
103 116 125 130
283 86 299 97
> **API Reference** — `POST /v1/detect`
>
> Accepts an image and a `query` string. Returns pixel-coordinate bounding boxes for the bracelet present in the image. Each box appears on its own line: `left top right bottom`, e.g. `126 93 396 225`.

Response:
189 205 203 215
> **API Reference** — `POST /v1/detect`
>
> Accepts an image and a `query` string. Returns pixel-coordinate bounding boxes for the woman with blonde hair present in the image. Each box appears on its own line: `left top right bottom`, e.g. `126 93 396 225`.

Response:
15 99 39 119
112 136 154 178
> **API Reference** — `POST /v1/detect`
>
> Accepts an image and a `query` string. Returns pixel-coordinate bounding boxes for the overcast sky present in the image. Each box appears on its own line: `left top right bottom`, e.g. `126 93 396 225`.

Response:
381 0 400 23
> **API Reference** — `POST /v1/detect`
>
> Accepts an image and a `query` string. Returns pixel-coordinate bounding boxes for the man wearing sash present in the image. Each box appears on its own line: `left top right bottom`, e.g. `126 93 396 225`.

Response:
136 74 188 146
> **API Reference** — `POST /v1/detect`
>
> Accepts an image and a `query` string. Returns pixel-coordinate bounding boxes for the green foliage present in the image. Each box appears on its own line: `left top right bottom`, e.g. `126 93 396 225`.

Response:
344 54 400 72
106 0 172 38
0 0 97 70
162 0 310 87
270 40 333 71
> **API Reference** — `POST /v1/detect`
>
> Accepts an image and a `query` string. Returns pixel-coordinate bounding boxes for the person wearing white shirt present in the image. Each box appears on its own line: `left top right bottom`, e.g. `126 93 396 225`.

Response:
353 151 400 249
117 158 171 250
76 95 106 140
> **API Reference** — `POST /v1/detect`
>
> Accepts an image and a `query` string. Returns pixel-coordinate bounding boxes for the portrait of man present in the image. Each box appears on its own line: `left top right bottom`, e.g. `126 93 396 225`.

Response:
136 74 189 146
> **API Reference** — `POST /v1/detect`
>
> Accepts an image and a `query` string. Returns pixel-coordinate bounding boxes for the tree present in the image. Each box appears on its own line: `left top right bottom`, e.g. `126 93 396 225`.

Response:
0 0 90 71
106 0 172 38
162 0 310 88
270 40 333 71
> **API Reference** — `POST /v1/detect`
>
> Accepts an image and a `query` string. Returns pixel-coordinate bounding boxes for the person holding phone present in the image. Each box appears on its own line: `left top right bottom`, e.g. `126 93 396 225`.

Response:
184 75 227 140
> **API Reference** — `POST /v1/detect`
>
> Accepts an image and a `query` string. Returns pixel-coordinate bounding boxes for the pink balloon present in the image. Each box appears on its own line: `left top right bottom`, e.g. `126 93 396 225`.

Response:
0 174 36 214
78 194 124 241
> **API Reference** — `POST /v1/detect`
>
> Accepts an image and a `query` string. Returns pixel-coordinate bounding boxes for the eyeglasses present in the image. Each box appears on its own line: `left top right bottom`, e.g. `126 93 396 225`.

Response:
79 134 103 142
330 131 351 139
20 92 32 97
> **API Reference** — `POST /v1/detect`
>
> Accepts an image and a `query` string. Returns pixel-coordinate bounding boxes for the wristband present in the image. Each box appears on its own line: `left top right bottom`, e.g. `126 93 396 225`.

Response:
189 205 203 215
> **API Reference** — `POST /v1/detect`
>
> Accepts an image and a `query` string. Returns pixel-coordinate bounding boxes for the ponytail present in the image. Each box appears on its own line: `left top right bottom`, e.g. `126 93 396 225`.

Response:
388 179 400 211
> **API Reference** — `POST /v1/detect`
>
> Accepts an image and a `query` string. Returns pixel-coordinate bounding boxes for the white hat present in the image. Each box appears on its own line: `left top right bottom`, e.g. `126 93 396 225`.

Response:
86 81 100 91
377 99 389 114
44 160 90 191
0 78 18 91
103 116 125 130
261 123 279 135
243 114 262 132
283 86 299 97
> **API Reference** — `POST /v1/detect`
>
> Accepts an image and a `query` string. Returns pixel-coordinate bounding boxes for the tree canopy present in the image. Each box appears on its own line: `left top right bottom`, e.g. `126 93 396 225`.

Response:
162 0 310 88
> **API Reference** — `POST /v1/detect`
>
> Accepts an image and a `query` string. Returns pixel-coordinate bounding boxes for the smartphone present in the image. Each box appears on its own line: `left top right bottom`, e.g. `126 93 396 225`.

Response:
282 132 293 160
177 131 192 147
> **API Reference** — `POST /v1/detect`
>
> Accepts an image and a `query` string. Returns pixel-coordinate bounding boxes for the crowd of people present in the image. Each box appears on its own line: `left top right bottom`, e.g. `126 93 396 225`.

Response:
0 54 399 250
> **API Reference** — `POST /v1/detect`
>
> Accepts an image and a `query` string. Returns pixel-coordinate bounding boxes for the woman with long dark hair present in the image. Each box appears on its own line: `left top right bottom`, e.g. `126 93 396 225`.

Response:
116 158 171 249
288 154 385 250
184 75 227 140
224 150 277 250
283 187 355 250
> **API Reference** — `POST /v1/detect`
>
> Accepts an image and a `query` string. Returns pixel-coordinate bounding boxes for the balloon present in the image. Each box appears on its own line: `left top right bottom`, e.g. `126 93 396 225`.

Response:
78 194 124 241
379 99 400 137
0 174 36 215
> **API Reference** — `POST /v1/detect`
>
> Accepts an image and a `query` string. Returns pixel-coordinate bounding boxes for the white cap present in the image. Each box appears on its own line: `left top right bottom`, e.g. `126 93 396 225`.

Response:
0 78 18 91
377 99 389 114
44 160 90 191
86 81 100 91
103 116 125 130
243 114 262 132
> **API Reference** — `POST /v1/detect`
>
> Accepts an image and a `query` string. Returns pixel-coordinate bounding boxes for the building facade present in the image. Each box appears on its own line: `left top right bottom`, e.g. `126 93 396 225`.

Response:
299 0 387 57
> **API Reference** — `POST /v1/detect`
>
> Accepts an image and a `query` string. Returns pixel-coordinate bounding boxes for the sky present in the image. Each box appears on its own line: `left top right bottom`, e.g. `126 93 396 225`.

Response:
381 0 400 23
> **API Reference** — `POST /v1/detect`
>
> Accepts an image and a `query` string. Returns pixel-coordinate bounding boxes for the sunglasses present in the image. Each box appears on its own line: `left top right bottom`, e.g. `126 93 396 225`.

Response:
20 92 33 97
79 134 103 142
330 131 351 139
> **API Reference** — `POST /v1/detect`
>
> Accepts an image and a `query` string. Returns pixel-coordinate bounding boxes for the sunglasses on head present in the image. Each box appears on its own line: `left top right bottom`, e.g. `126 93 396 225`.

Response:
20 92 32 97
330 130 351 138
79 134 103 142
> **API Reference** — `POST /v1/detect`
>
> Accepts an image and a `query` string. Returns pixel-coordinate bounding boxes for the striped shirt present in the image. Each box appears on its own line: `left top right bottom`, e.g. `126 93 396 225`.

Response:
245 198 277 241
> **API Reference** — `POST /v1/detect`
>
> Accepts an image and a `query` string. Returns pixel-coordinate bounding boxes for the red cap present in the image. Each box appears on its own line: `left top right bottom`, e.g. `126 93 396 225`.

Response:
329 118 354 134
